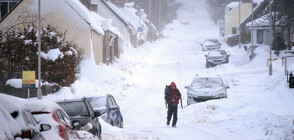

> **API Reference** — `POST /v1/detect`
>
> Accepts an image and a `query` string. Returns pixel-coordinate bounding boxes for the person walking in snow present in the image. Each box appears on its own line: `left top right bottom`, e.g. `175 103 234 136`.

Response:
165 82 182 127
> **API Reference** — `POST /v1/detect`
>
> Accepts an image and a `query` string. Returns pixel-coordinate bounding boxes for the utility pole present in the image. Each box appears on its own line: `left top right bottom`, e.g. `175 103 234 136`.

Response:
148 0 152 40
37 0 42 99
269 0 273 76
250 0 254 61
158 0 161 31
239 0 241 49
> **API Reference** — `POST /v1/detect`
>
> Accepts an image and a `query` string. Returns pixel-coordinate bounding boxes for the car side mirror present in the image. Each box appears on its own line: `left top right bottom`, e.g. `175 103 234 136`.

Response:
110 105 118 111
40 124 51 132
80 123 93 131
94 111 101 118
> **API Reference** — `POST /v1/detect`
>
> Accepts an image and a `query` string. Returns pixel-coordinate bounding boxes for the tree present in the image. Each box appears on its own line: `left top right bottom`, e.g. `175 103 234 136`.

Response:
0 25 83 87
272 32 287 53
279 0 294 50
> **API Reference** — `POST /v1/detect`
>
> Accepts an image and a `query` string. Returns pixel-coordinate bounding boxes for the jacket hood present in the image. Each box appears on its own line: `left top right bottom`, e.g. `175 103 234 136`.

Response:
170 82 176 87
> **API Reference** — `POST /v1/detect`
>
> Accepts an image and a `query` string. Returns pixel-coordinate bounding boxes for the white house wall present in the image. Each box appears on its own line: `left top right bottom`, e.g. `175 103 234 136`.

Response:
0 0 105 64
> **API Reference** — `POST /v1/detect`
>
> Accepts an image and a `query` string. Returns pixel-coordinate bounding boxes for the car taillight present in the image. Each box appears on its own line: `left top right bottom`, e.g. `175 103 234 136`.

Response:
59 125 68 140
22 130 32 139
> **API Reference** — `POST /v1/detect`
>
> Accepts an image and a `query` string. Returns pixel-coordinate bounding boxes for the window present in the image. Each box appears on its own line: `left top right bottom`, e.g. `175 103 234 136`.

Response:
0 0 21 21
232 27 237 34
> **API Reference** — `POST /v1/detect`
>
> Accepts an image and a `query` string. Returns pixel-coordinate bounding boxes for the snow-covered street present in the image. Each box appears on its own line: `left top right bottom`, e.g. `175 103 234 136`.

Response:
45 0 294 139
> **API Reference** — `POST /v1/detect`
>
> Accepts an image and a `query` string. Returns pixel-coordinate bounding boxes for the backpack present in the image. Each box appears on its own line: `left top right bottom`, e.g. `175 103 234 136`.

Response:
164 85 170 102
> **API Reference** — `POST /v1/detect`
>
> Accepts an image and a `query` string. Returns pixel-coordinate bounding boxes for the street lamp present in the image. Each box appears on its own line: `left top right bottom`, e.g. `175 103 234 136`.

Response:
239 0 241 49
37 0 42 99
269 0 273 76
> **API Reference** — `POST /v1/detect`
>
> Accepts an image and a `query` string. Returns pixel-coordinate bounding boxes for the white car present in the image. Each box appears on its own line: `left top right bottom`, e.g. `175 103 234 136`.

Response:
185 75 229 105
201 39 221 51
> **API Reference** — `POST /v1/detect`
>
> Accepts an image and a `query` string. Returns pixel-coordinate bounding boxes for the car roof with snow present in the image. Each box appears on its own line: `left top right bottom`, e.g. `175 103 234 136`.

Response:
23 99 63 113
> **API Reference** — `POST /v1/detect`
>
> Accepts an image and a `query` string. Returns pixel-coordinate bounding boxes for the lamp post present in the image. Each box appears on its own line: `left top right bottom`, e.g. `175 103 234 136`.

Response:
37 0 42 99
269 0 273 76
239 0 241 49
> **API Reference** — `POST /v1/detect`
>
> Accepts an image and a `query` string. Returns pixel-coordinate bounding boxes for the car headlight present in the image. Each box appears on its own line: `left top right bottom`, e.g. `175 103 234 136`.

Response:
207 59 214 62
221 59 226 62
216 92 226 97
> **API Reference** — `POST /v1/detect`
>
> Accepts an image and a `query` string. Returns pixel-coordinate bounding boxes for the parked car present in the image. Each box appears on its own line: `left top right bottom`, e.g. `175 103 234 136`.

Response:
56 98 102 139
24 100 80 140
88 94 124 128
0 93 48 140
201 39 221 51
185 75 229 105
0 104 23 140
205 50 230 68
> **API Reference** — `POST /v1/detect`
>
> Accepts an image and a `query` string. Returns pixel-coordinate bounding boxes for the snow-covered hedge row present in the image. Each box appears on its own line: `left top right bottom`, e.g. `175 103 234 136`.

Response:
0 25 83 86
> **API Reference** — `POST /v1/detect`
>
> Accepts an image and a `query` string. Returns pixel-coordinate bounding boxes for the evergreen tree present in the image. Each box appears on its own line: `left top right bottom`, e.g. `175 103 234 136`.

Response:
272 32 287 55
0 25 83 87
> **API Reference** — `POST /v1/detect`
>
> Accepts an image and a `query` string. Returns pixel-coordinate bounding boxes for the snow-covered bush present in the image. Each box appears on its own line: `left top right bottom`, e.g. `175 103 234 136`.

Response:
0 25 83 87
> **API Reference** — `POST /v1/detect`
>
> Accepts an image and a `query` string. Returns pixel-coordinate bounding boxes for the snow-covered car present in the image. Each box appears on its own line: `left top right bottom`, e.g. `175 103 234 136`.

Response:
0 104 23 140
24 100 80 140
185 75 229 105
57 98 102 139
88 94 124 128
201 39 221 51
205 50 230 68
0 93 48 140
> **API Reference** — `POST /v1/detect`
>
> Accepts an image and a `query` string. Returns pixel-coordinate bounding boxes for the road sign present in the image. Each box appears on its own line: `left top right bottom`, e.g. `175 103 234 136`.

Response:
22 71 36 89
138 27 143 33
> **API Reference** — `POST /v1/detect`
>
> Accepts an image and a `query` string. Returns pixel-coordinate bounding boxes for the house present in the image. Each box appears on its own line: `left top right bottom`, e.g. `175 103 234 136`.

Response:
0 0 105 65
119 2 149 45
239 0 269 44
91 0 135 48
246 13 286 46
224 2 253 36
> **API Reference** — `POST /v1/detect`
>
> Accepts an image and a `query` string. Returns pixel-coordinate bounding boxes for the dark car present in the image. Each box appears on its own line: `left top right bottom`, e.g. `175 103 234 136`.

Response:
205 50 230 68
88 94 123 128
56 98 102 139
0 93 48 140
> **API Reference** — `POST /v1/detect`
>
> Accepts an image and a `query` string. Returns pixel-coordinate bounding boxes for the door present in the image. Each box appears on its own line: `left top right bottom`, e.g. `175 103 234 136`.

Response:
257 29 264 44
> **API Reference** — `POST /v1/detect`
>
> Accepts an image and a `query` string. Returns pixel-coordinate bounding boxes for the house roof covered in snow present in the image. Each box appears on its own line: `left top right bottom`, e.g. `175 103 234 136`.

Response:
64 0 104 35
102 0 130 26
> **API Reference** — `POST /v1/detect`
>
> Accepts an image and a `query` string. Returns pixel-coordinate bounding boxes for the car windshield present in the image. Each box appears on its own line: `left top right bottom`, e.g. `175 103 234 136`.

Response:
88 97 107 110
58 101 89 117
204 40 218 46
209 50 226 57
191 77 222 88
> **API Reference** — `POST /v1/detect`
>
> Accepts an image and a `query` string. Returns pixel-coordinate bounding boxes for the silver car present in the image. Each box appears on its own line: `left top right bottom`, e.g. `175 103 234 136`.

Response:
185 75 229 105
201 39 221 51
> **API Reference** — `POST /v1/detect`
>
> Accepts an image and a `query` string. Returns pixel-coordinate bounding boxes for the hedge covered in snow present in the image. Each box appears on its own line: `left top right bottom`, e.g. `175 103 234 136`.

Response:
0 25 83 87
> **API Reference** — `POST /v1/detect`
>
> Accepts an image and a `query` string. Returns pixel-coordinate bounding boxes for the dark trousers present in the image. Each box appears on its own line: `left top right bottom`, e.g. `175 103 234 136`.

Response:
167 105 178 126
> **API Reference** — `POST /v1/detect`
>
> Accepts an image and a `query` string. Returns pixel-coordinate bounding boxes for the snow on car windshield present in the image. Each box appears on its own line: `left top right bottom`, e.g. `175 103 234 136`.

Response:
88 97 106 110
204 40 218 46
191 77 222 88
58 101 89 117
209 50 226 57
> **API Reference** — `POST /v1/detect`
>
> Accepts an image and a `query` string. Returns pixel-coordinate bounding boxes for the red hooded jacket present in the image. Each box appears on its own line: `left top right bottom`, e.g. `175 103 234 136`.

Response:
167 82 181 106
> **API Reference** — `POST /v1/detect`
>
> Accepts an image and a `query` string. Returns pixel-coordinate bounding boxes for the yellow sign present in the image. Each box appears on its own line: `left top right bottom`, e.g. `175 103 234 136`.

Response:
22 71 35 88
